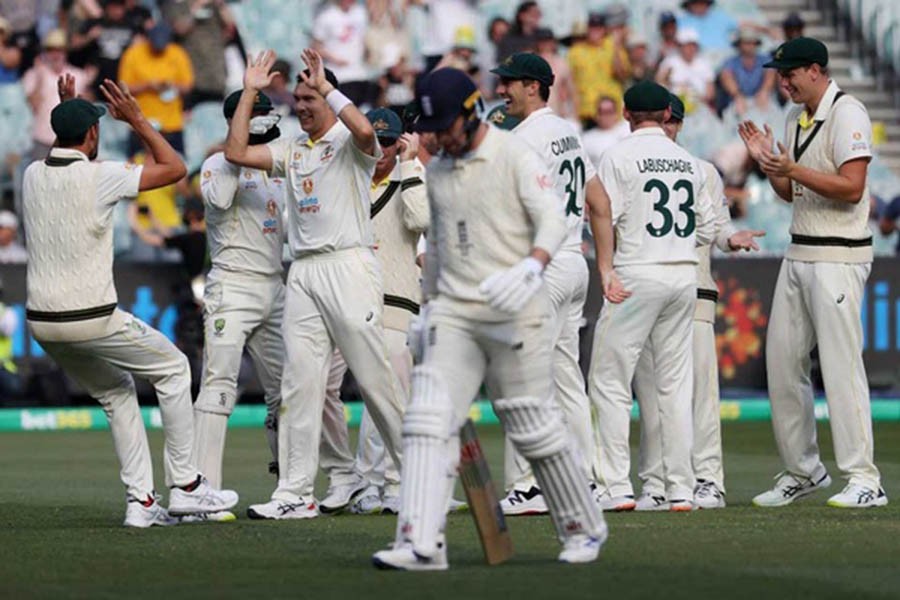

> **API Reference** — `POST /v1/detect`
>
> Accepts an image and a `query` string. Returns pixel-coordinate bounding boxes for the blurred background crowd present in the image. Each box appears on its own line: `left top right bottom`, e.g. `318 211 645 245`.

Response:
0 0 899 269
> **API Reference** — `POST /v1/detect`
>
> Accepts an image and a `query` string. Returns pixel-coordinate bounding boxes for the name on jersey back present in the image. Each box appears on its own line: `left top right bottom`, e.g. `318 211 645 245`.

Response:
636 158 695 174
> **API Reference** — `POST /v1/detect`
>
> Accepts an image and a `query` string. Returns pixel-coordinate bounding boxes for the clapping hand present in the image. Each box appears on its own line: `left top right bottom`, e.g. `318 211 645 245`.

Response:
737 120 774 163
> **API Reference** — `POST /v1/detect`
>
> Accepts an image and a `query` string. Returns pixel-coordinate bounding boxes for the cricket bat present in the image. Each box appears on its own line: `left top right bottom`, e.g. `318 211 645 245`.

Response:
458 419 513 566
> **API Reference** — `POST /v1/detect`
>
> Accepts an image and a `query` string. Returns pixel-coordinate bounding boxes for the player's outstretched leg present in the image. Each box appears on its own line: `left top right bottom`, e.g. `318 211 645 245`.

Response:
372 367 453 571
494 396 607 564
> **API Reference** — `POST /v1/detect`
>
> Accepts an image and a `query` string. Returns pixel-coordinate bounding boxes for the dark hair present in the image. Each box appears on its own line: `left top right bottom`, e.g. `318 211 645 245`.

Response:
520 78 550 102
56 127 92 148
297 67 339 89
270 59 291 78
627 108 667 123
488 16 509 39
513 1 538 32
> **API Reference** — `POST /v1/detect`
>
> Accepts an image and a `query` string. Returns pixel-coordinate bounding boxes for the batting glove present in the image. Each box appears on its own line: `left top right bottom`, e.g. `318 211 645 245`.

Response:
478 257 544 314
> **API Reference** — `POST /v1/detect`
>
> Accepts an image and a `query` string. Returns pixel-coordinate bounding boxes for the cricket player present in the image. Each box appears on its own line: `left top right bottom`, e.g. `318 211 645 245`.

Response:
318 107 429 515
589 80 716 513
372 68 609 570
739 37 887 507
23 75 238 527
490 52 613 515
633 94 764 511
224 49 406 520
190 89 286 521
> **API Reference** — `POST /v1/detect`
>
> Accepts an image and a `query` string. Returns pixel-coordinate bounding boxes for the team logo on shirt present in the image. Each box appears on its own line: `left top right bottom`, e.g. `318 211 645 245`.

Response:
320 144 335 163
299 178 319 213
293 152 302 161
263 199 279 234
850 131 868 152
203 170 212 179
267 199 278 216
302 178 314 195
214 318 226 336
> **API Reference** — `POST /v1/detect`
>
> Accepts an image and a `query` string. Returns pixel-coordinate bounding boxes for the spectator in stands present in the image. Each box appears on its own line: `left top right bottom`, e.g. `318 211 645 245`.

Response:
131 196 207 281
626 34 653 84
535 27 575 122
162 0 234 108
263 58 294 117
581 95 629 168
0 0 41 74
365 0 409 74
0 209 26 263
654 10 678 68
481 16 510 98
377 49 415 113
677 0 737 54
312 0 372 107
718 27 775 116
880 195 900 255
23 29 93 162
568 12 630 130
0 16 22 82
71 0 138 98
435 26 479 77
781 12 805 42
496 1 542 62
0 275 22 399
118 22 193 156
657 27 715 108
488 16 510 52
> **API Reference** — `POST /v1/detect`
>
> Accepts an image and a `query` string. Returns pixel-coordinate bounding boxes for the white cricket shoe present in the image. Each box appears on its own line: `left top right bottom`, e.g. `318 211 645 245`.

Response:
558 527 607 564
381 494 401 515
826 484 888 508
752 471 831 507
694 479 726 509
500 486 549 516
634 492 669 512
178 510 237 524
124 494 177 528
168 476 239 515
350 486 383 515
372 540 448 571
247 498 319 520
320 479 368 514
594 490 636 512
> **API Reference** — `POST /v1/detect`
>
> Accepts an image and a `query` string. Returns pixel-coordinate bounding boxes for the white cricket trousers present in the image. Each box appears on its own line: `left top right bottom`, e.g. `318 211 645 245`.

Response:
504 250 593 490
589 264 696 501
273 248 406 503
39 311 196 500
766 259 880 489
636 314 724 495
319 326 411 491
192 270 285 488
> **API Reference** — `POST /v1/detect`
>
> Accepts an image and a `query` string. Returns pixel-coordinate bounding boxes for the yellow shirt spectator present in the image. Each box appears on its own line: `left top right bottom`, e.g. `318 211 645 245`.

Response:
132 153 181 229
118 38 193 134
568 36 630 121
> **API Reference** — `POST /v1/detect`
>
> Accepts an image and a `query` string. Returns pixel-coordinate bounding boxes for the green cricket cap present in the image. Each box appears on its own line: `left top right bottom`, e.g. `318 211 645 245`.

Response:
668 92 685 121
623 80 671 112
50 98 105 139
484 103 521 130
223 89 273 119
366 107 404 140
764 36 828 70
491 52 556 87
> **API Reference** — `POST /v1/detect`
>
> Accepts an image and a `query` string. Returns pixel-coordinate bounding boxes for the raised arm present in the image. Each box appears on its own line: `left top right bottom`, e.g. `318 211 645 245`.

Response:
224 51 276 171
100 79 186 191
300 48 377 156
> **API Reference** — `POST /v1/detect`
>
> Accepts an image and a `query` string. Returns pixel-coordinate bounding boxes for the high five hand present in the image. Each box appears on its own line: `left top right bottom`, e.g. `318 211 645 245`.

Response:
99 79 142 123
243 50 277 91
299 48 334 96
57 73 76 103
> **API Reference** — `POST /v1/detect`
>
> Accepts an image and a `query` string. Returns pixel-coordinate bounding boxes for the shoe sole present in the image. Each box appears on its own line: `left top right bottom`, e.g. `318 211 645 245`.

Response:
634 504 670 512
169 498 238 516
669 504 694 512
502 507 550 516
372 556 448 571
826 498 889 508
246 507 318 520
601 502 636 512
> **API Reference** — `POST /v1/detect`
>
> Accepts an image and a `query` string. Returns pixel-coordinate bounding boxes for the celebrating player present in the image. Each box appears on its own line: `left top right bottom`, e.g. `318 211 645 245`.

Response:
224 49 406 520
589 80 717 513
372 68 607 571
739 37 887 508
189 90 287 522
490 52 617 515
23 75 238 527
318 107 429 515
633 94 764 511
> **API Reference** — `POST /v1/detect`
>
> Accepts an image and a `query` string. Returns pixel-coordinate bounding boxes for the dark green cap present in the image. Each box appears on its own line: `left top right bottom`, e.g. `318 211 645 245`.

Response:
366 107 403 139
623 80 670 112
490 52 555 87
484 103 521 131
223 89 273 119
50 98 105 139
668 92 685 121
763 36 828 70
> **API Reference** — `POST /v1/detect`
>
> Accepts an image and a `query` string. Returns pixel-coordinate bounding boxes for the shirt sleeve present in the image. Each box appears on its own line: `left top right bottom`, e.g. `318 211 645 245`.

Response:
399 159 430 233
515 148 567 256
266 137 292 178
704 165 736 251
348 130 382 167
96 161 144 206
831 100 873 167
693 162 716 247
200 153 240 211
597 153 625 225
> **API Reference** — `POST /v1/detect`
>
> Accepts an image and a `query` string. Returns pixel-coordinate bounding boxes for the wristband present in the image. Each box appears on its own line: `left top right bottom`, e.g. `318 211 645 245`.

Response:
325 89 352 115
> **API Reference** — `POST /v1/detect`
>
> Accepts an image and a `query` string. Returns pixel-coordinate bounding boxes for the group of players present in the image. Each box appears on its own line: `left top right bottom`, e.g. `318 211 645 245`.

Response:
22 34 887 571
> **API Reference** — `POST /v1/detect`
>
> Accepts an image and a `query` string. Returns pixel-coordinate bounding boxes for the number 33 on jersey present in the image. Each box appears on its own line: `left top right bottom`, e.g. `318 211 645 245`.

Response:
597 127 716 266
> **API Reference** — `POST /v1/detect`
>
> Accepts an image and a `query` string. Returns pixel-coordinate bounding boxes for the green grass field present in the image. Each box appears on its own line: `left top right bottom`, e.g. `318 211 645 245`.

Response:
1 421 898 600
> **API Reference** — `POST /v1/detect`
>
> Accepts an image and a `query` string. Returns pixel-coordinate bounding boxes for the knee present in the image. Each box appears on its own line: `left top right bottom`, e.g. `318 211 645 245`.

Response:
98 374 137 410
403 367 453 440
494 396 568 460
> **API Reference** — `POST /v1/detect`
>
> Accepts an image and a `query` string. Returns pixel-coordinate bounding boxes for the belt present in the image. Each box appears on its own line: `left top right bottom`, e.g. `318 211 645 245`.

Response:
790 234 872 248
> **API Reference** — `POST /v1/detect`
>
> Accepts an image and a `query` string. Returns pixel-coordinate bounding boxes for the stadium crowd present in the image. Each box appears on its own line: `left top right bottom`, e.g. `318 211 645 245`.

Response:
0 0 898 264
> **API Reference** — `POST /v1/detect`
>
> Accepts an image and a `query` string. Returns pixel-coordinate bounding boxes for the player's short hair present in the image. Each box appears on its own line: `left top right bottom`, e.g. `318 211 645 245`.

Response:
56 130 91 148
520 78 550 102
297 67 339 89
627 108 667 124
